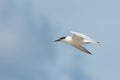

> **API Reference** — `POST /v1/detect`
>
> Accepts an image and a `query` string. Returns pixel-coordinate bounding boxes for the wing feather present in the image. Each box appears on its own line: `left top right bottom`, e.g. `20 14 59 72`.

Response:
71 31 97 44
73 45 92 55
71 31 92 40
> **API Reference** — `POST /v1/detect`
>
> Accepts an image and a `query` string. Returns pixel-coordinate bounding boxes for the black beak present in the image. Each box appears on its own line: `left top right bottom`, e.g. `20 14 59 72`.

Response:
54 39 61 42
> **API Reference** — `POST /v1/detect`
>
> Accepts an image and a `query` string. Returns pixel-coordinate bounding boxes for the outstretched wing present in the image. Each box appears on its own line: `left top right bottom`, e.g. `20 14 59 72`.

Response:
71 31 84 44
73 45 92 55
71 31 91 40
71 31 97 44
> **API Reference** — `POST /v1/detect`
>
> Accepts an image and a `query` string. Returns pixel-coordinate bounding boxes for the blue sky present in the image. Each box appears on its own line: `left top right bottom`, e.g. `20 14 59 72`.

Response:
0 0 120 80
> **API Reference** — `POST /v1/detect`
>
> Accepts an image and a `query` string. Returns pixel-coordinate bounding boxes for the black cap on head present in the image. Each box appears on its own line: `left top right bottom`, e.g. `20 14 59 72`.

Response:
54 36 66 42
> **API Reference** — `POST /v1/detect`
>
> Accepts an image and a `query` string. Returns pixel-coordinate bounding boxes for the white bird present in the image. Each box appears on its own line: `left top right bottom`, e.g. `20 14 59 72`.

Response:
54 31 99 55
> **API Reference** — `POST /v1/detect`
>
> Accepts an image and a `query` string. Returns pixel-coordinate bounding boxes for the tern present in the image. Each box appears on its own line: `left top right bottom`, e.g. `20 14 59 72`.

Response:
54 31 99 55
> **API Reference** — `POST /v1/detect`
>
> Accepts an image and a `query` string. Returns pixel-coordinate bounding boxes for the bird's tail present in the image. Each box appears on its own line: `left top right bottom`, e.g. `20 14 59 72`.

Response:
96 41 100 43
91 41 100 44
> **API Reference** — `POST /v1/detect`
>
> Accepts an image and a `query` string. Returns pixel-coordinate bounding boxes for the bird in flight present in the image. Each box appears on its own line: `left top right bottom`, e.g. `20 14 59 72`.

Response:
54 31 99 55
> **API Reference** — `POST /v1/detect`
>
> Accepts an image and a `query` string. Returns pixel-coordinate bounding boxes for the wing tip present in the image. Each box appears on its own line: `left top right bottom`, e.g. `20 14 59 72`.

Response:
86 51 92 55
88 52 92 55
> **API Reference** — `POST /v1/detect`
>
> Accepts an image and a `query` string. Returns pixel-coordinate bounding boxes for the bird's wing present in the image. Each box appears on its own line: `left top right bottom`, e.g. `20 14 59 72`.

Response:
71 31 96 44
73 45 92 55
71 31 92 40
70 32 84 44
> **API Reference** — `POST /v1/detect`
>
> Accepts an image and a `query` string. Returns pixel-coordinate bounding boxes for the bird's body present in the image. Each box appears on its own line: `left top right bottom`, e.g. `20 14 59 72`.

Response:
55 32 99 55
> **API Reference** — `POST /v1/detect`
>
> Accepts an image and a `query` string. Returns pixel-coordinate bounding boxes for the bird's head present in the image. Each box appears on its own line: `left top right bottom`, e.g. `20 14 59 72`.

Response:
54 36 67 42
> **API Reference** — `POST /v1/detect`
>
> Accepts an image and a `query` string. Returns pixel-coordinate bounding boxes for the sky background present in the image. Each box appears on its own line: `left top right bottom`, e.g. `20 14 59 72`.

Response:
0 0 120 80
